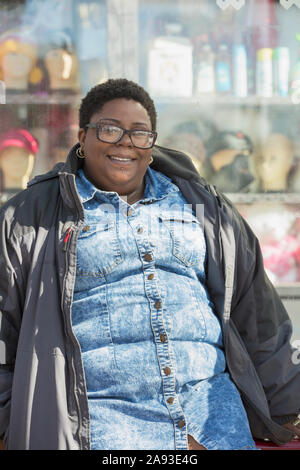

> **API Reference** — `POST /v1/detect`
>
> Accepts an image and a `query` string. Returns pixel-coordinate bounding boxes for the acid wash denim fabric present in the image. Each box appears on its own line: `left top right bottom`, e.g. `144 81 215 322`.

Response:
72 167 256 450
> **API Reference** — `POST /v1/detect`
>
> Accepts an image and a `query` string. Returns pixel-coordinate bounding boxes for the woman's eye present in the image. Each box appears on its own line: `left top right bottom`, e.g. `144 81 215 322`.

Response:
102 126 119 134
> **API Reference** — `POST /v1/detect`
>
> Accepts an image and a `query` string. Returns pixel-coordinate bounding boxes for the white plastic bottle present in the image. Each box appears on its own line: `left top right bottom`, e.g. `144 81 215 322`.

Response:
195 40 215 94
232 45 248 97
256 48 273 97
273 47 290 97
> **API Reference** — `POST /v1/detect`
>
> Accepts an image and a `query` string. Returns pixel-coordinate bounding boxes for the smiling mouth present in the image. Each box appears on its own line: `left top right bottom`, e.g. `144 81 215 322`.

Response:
107 155 136 163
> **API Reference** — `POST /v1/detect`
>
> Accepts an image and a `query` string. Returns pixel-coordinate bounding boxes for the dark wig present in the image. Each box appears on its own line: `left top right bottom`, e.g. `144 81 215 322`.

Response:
79 78 157 130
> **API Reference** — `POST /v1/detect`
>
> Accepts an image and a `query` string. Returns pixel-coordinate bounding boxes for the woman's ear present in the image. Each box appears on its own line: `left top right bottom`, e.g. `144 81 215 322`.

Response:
78 128 86 147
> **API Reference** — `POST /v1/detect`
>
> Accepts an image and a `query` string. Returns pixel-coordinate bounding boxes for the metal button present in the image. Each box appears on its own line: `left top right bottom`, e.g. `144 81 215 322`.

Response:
148 273 154 280
167 397 174 405
154 301 161 310
127 208 133 216
83 225 90 232
160 333 166 343
137 227 143 234
178 420 185 429
144 253 152 262
164 366 171 376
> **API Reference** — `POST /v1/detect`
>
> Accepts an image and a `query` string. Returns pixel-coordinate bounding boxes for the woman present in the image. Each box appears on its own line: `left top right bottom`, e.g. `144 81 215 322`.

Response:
0 79 299 450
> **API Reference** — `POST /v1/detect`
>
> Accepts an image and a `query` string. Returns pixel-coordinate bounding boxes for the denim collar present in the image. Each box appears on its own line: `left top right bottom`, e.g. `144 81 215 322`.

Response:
76 167 179 205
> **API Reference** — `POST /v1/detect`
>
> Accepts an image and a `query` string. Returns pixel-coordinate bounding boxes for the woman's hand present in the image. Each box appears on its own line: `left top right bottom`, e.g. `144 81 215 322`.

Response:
187 434 207 450
282 420 300 439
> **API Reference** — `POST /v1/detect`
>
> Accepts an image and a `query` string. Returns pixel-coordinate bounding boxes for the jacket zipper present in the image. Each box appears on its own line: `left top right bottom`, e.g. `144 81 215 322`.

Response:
63 174 91 449
63 227 72 251
61 225 85 450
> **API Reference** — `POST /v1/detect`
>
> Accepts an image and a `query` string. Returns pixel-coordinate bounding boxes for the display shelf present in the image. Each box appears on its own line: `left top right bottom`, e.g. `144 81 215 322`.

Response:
4 92 82 105
3 92 298 108
225 192 300 204
154 95 297 107
275 284 300 299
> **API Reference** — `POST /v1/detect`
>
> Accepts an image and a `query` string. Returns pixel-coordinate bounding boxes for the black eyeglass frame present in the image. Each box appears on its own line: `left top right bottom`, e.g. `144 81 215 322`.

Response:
85 121 158 149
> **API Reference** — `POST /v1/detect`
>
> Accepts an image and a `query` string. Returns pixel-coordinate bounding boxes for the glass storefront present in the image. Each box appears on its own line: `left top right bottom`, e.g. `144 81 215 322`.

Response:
0 0 300 337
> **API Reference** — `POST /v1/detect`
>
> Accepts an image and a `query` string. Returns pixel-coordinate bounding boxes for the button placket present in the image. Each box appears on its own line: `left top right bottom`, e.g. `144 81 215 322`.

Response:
134 204 187 449
126 208 134 217
148 290 187 445
160 333 166 343
144 253 152 262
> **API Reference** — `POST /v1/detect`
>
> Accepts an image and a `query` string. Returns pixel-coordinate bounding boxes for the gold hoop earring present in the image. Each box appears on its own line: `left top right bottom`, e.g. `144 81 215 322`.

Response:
76 146 85 159
149 156 153 165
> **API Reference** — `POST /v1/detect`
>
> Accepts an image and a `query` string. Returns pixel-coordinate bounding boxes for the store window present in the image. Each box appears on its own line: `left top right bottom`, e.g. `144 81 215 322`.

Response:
0 0 299 337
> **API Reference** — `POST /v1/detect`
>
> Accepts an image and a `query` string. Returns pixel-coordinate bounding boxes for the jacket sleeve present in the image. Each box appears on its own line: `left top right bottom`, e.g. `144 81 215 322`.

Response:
230 208 300 422
0 213 25 439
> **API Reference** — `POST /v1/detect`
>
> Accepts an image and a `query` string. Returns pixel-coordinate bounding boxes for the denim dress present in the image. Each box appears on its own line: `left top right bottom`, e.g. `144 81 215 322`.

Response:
71 167 256 450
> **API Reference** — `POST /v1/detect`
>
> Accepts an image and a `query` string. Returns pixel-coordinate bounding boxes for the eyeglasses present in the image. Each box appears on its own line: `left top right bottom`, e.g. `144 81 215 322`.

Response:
85 121 157 149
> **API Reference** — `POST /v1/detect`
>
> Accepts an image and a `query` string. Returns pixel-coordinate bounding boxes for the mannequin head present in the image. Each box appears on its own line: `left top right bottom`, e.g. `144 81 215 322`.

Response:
163 132 205 173
44 32 79 92
203 131 254 192
163 119 216 174
256 133 294 191
0 129 38 190
0 31 40 90
0 146 35 189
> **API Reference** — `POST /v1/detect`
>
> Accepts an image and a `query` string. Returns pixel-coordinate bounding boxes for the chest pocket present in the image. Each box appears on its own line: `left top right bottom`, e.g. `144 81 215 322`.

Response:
159 213 205 267
76 221 123 277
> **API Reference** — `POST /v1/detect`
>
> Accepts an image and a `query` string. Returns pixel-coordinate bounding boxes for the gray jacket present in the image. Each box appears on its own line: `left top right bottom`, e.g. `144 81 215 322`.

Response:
0 144 299 450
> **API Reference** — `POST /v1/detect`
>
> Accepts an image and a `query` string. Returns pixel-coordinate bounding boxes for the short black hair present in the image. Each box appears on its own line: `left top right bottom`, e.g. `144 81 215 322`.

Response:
79 78 157 130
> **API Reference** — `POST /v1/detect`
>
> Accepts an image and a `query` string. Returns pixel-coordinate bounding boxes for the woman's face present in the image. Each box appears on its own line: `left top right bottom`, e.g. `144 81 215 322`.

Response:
78 98 153 202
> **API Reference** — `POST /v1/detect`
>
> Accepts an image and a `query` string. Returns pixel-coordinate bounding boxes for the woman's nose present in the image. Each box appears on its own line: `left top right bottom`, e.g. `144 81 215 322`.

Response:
117 131 133 147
